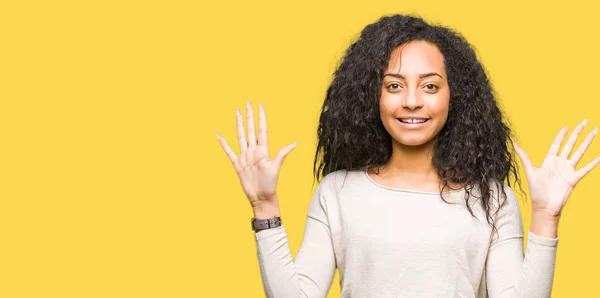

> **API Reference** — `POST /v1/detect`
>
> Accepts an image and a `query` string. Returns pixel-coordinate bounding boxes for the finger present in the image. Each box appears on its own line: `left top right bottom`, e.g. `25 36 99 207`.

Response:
217 133 238 163
236 108 247 153
547 126 569 156
570 127 598 167
574 156 600 184
246 101 257 147
560 119 587 159
513 142 535 177
273 141 298 169
257 102 269 148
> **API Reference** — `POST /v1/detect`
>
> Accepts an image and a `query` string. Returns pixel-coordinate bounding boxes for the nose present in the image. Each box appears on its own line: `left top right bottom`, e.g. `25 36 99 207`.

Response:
401 89 423 110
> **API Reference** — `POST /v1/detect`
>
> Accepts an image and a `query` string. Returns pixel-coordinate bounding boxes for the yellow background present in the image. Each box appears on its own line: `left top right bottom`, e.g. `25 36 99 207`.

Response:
1 0 599 297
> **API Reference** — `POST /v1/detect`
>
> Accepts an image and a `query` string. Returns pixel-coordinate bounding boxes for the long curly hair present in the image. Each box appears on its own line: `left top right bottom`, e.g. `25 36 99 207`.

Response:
313 13 524 238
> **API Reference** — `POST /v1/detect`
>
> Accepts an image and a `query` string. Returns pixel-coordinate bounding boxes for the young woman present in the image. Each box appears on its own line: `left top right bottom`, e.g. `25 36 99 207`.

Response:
217 14 599 297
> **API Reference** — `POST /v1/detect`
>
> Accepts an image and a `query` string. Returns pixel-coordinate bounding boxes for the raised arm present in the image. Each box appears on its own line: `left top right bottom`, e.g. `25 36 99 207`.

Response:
217 101 335 297
485 184 559 298
254 176 337 297
488 121 600 297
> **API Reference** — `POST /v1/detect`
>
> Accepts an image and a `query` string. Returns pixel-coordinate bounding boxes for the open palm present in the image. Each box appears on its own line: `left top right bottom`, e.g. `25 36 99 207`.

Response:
513 120 600 217
217 101 298 208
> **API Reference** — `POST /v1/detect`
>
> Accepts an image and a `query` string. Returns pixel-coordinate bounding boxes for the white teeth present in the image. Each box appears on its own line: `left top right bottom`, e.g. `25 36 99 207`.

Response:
399 119 427 123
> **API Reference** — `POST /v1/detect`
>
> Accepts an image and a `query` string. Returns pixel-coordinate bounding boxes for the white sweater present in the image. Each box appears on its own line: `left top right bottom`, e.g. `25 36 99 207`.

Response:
254 169 559 297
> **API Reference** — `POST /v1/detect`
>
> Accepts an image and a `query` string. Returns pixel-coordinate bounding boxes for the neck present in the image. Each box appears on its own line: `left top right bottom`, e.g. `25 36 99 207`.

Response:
377 138 438 184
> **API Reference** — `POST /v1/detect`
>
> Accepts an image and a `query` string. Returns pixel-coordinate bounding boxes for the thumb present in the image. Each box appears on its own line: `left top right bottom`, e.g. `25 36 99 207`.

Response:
513 142 535 177
273 140 298 169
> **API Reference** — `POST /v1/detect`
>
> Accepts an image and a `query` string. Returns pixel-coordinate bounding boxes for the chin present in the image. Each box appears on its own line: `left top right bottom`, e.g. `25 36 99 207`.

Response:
394 136 435 147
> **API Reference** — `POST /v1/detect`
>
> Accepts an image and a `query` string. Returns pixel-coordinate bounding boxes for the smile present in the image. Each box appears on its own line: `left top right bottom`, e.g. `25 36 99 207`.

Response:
397 118 429 124
396 118 430 128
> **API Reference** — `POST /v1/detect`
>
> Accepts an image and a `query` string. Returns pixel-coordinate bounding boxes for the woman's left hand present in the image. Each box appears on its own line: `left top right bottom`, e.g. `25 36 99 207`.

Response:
513 119 600 219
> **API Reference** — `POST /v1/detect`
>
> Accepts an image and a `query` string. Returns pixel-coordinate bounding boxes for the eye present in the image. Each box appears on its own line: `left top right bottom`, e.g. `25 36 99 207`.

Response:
387 83 402 91
424 84 438 91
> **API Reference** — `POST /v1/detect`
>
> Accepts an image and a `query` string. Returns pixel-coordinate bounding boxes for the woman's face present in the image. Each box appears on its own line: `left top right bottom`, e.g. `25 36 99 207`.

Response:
380 40 450 148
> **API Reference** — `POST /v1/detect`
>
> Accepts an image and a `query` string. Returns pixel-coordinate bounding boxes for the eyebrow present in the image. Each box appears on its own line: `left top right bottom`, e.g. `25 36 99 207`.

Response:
383 72 443 79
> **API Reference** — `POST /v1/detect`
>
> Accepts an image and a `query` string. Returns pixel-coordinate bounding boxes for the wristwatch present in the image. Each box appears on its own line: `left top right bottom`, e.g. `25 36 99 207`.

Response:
251 216 282 232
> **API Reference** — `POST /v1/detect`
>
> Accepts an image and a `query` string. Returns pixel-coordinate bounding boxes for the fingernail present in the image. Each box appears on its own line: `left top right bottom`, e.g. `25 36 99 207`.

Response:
294 140 299 146
259 102 264 109
217 133 221 139
237 108 241 116
582 118 588 126
247 101 251 108
593 127 598 135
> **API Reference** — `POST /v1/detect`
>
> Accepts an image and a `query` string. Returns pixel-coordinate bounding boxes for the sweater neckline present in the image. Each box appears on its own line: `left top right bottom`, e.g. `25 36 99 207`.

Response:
361 169 465 196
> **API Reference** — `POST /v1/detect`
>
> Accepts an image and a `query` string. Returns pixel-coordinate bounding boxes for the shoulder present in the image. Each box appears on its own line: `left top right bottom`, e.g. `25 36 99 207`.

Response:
309 169 365 216
464 178 520 216
483 179 522 221
316 169 366 196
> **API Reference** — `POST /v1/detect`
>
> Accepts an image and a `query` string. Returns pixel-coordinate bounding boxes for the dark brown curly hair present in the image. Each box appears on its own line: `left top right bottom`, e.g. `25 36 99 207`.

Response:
313 13 525 239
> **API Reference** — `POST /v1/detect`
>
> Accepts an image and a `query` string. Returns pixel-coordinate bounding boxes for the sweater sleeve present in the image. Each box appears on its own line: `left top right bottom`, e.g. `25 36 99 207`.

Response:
253 176 337 298
486 184 559 298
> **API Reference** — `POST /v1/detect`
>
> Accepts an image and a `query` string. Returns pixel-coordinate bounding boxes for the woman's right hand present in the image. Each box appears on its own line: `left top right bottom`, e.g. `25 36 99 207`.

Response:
217 101 298 210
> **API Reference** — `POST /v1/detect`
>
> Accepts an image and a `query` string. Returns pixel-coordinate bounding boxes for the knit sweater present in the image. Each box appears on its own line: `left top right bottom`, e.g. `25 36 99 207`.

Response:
254 169 559 297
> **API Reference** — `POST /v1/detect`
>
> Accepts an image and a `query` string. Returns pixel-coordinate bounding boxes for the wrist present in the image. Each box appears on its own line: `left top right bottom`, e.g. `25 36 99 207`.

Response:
252 201 280 220
530 211 559 238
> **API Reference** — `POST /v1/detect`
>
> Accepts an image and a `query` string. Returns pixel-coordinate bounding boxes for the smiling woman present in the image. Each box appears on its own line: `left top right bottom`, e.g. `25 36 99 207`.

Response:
217 13 600 298
379 41 450 149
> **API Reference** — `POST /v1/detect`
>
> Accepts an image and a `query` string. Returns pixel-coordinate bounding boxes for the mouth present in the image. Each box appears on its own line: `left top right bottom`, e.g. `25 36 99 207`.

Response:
396 118 430 124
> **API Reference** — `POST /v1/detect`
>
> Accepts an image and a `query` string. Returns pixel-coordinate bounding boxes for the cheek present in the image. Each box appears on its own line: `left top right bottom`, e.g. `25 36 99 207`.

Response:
380 102 390 113
379 95 396 113
431 94 450 118
434 102 449 117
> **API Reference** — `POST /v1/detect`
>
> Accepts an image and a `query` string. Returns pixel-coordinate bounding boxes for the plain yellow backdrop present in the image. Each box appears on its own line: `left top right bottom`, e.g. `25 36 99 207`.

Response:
1 0 599 297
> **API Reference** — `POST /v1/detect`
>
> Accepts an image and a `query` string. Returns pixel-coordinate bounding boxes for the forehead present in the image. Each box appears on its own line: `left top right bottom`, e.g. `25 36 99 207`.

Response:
385 40 446 75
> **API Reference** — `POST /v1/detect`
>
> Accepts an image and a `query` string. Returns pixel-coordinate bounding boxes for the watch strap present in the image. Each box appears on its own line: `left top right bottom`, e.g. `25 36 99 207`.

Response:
251 216 282 232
